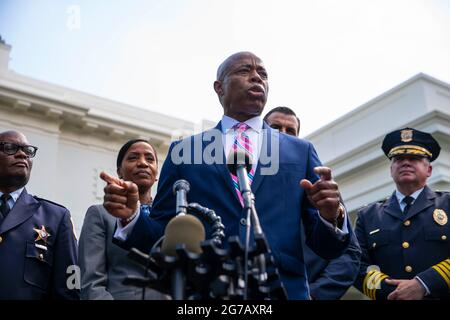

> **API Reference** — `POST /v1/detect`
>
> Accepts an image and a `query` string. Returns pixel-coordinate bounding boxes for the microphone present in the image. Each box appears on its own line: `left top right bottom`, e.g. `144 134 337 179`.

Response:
160 214 205 256
160 180 206 299
162 179 205 255
226 150 252 176
173 179 190 215
227 150 253 208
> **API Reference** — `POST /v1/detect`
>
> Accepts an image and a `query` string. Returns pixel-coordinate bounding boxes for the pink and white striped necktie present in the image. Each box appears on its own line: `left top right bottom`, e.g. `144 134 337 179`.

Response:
229 122 255 206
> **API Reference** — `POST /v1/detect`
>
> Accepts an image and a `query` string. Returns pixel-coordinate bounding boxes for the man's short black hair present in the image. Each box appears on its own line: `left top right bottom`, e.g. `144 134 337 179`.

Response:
263 106 301 132
116 139 158 169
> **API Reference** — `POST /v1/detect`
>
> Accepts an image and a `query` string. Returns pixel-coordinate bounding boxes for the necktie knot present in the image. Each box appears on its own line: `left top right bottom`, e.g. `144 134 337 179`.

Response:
403 196 414 206
402 196 414 214
233 122 250 133
0 193 12 219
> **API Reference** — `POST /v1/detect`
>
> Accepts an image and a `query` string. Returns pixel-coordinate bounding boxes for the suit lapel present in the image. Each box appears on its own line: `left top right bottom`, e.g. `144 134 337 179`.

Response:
0 188 40 234
208 122 242 205
405 186 435 220
384 192 403 221
251 123 275 195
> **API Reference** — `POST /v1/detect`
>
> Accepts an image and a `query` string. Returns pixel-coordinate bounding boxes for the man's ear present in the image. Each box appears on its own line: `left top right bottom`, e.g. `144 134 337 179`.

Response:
117 168 122 179
214 80 223 96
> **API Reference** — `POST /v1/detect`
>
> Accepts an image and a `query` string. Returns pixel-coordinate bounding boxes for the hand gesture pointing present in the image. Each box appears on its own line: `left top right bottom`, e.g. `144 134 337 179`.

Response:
100 171 139 220
300 166 341 223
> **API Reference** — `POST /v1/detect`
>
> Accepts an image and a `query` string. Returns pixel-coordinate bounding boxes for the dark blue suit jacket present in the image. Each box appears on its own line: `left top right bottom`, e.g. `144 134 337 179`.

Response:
0 189 79 300
121 122 350 299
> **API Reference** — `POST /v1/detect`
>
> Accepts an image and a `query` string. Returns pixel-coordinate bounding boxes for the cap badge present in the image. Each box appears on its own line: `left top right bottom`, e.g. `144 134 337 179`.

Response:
401 129 413 142
433 209 448 226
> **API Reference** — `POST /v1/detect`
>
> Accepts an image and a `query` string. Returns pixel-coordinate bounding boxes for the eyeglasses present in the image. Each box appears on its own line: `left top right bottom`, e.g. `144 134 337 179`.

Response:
0 142 38 158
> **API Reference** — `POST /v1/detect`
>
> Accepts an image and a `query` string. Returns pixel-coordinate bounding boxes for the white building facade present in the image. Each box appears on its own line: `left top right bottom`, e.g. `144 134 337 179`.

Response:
0 41 196 235
306 73 450 220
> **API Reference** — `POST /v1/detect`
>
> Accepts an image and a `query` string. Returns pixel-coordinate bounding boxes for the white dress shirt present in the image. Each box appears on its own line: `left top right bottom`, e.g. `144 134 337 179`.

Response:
395 188 423 212
220 114 264 174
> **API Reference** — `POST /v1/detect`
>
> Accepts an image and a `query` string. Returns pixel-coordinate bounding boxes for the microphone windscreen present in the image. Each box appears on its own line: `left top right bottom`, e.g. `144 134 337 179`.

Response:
227 150 252 176
173 179 190 194
161 214 205 256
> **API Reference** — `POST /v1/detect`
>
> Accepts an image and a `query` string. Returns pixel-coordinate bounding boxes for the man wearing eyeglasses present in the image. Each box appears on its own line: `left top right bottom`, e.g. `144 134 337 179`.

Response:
0 130 79 300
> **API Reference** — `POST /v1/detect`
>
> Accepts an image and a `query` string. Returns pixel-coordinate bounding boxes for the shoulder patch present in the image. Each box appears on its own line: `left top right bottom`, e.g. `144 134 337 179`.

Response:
33 196 68 210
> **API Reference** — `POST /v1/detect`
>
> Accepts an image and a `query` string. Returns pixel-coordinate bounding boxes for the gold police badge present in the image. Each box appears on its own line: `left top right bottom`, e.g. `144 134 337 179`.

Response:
433 209 448 226
34 225 51 244
401 129 413 142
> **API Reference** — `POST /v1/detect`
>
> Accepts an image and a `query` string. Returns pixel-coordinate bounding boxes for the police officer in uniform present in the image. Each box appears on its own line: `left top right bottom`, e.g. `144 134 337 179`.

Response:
0 130 79 299
354 127 449 300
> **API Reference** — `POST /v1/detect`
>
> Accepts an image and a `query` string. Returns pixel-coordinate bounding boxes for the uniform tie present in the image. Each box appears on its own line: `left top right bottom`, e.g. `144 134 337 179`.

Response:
229 123 255 206
402 196 414 215
0 194 12 220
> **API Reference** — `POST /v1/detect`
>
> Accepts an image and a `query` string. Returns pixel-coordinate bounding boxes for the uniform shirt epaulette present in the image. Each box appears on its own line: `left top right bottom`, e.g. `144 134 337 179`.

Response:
368 197 388 207
358 198 388 214
435 190 450 195
33 196 68 210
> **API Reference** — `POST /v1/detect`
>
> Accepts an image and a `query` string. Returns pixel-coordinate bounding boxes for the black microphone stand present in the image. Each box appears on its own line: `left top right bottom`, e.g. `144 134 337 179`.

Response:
234 161 268 299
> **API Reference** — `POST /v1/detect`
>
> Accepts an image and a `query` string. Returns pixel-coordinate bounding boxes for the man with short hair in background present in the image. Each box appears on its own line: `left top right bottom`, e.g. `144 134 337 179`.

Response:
265 106 361 300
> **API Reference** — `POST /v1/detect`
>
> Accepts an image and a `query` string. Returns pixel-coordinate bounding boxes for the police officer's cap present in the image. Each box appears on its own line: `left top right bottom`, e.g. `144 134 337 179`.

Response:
382 127 441 162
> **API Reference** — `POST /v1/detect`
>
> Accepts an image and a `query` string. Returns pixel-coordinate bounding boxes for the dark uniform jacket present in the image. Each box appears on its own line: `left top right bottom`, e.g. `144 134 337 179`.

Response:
354 186 450 299
0 188 79 299
302 218 361 300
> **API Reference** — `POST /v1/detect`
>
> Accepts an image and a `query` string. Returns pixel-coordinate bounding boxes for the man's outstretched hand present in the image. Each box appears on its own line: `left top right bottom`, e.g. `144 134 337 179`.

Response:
300 166 341 223
100 171 139 220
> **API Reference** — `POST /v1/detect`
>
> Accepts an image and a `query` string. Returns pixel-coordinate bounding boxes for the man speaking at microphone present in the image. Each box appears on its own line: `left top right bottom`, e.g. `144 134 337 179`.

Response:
101 52 353 300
